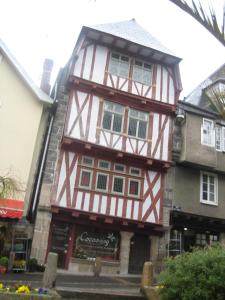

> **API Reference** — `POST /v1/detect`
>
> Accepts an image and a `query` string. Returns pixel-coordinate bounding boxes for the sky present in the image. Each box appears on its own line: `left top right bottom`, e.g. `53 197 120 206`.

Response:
0 0 224 98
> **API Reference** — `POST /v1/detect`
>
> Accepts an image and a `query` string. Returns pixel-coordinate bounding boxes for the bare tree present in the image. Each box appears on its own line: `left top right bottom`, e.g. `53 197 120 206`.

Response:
169 0 225 47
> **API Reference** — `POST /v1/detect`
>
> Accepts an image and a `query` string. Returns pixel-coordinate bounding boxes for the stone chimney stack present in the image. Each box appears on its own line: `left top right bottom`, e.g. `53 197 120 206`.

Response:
40 59 54 95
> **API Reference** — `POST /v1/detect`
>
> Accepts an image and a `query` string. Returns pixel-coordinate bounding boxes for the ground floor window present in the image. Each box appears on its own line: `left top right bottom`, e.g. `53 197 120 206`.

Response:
73 227 119 261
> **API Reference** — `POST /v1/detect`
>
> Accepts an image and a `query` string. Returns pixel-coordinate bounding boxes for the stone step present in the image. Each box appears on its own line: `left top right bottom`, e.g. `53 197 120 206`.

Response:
57 287 145 300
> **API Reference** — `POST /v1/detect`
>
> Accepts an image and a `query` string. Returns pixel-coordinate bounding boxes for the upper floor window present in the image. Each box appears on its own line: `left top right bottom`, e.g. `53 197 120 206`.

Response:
201 119 215 147
102 101 124 133
132 60 152 85
128 109 148 139
109 53 129 78
215 126 225 151
200 172 218 205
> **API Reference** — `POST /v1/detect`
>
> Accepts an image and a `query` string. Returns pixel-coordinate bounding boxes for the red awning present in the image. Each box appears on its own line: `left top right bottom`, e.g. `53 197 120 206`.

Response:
0 199 24 219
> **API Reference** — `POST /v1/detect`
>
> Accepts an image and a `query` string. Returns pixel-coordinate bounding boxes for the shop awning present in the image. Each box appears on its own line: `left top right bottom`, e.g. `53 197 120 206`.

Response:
0 199 24 219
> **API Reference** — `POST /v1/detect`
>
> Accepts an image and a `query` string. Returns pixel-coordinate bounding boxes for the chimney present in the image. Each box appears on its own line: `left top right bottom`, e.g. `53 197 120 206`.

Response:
40 58 54 95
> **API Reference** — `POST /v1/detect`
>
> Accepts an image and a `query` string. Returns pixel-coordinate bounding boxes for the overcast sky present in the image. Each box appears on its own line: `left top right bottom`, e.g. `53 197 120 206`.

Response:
0 0 224 98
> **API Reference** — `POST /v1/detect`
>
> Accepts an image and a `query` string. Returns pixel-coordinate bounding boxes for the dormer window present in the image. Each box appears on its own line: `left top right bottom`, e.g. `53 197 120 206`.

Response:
109 53 129 78
132 60 152 85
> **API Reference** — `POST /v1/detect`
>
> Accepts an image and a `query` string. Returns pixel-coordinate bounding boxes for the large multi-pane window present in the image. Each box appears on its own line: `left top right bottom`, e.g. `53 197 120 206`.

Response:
215 125 225 151
201 119 215 147
200 172 218 205
109 53 130 78
128 109 148 139
96 173 108 192
102 101 124 133
132 60 152 85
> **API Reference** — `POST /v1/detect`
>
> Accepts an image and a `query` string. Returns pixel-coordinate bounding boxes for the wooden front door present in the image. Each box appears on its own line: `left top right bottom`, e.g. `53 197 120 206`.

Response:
128 234 150 274
50 223 70 268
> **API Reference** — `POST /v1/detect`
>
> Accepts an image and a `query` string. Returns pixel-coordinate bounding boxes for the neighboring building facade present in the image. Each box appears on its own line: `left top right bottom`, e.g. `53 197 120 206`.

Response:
0 40 53 264
167 64 225 256
31 19 182 274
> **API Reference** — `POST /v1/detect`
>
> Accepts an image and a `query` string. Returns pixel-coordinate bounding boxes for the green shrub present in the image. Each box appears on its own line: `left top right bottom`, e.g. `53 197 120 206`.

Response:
0 256 8 267
28 258 38 272
158 244 225 300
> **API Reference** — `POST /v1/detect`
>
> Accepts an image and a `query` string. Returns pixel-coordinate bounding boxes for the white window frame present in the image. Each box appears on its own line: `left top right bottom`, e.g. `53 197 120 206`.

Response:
200 171 218 206
102 101 125 134
98 160 110 170
215 125 225 152
129 167 141 177
201 118 215 147
79 169 93 189
95 172 109 192
128 178 141 198
132 59 152 86
82 156 94 167
114 163 125 173
109 52 130 79
112 176 125 195
128 108 148 140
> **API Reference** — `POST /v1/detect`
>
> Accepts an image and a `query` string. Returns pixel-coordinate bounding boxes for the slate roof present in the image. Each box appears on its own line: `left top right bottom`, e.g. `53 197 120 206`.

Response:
184 63 225 114
88 19 179 58
0 39 53 105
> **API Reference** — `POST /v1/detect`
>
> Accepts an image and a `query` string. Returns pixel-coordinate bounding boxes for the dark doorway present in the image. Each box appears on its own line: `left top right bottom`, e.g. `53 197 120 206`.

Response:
50 223 70 268
128 234 150 274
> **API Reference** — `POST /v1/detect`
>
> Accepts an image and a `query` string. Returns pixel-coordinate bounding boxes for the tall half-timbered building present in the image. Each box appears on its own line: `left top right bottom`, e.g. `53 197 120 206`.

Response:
31 19 182 274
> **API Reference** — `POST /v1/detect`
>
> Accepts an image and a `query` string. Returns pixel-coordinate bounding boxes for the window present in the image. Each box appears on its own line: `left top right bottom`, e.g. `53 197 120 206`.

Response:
201 119 215 147
96 173 108 191
196 234 207 246
132 60 152 85
215 125 225 151
128 179 140 197
200 172 218 205
128 109 148 139
102 101 124 133
98 160 110 170
109 53 129 78
130 167 141 176
114 164 125 173
112 176 124 194
82 156 94 166
79 169 92 188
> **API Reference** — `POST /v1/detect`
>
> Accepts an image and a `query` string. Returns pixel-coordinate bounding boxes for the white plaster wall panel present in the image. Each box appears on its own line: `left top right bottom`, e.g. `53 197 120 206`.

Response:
83 45 94 80
126 200 132 219
67 94 78 137
76 191 83 210
149 171 157 183
155 65 161 101
169 77 175 105
156 199 160 219
60 191 67 208
117 198 123 217
126 139 133 153
139 142 147 156
56 154 66 201
151 113 159 157
92 45 107 84
88 96 99 142
120 79 128 92
133 201 139 220
153 175 161 198
100 195 107 214
83 193 90 211
93 194 99 213
113 135 122 150
147 212 155 223
162 119 170 160
110 197 116 216
73 49 84 77
162 68 168 103
69 153 77 200
142 197 151 217
99 132 108 147
143 84 151 98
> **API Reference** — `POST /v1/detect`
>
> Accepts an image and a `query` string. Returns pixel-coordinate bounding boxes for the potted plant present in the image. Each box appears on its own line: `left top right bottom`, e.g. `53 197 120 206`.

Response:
0 257 8 274
28 258 38 272
13 259 26 272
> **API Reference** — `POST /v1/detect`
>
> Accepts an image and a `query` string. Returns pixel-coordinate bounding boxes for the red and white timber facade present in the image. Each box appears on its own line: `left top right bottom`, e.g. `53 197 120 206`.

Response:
46 20 182 274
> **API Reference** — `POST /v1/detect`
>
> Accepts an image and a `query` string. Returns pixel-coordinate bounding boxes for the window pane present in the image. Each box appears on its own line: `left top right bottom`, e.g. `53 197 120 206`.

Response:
113 114 122 132
105 101 114 111
129 180 139 196
96 174 108 190
202 191 208 201
114 164 125 172
128 118 137 137
80 171 91 187
102 111 112 130
132 65 142 82
209 193 215 202
138 121 147 139
114 103 124 114
202 175 208 183
119 60 129 78
113 177 124 193
82 156 93 166
130 168 141 176
109 59 118 75
143 69 151 85
99 161 110 169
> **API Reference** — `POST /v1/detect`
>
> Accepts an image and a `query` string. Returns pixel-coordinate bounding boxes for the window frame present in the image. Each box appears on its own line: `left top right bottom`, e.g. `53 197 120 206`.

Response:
132 59 152 86
128 178 141 198
79 168 93 189
201 118 215 147
98 160 110 170
109 52 130 79
82 156 94 167
114 163 125 173
200 171 218 206
127 108 149 140
129 167 141 177
102 100 125 134
95 172 109 192
112 175 125 195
